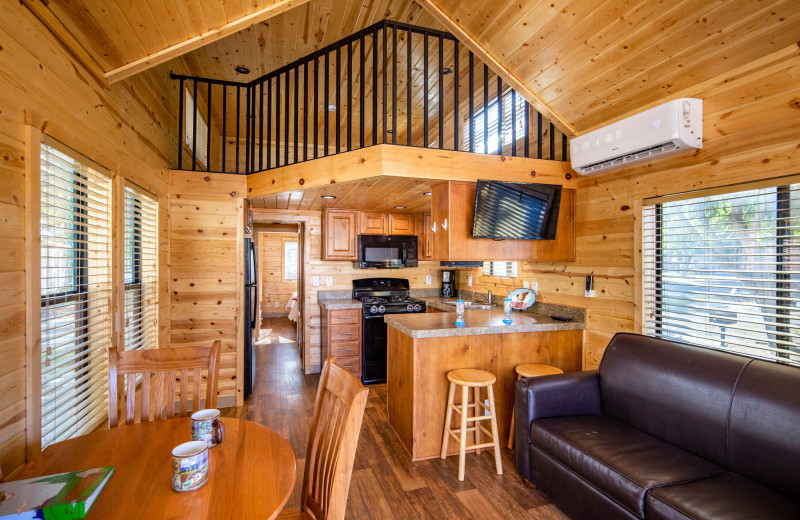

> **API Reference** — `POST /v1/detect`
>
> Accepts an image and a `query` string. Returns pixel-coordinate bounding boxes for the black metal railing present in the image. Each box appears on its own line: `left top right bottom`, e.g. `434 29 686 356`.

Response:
171 19 569 174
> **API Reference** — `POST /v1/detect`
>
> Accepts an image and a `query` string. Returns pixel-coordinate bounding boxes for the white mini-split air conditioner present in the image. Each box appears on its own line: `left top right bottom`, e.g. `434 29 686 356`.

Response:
570 98 703 176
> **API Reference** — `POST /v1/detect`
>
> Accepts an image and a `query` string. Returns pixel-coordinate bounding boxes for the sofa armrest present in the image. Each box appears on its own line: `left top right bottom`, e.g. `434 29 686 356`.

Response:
514 370 601 481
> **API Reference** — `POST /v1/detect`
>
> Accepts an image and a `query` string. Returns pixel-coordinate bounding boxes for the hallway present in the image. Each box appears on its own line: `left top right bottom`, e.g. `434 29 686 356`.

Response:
223 318 566 519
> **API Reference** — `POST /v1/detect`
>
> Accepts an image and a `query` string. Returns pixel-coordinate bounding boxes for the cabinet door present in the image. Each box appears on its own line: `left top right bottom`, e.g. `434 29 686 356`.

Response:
421 213 433 260
389 213 415 235
359 212 386 234
324 210 357 259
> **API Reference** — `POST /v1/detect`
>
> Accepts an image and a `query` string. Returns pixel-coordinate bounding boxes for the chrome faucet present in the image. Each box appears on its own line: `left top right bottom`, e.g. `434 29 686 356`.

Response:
474 289 492 304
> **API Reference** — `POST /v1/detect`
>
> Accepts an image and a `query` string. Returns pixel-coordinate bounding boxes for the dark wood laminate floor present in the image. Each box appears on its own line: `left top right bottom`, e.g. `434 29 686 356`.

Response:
222 318 568 519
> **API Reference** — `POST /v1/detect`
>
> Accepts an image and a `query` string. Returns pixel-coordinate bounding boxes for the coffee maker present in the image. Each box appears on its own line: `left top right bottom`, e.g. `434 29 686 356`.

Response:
441 269 456 298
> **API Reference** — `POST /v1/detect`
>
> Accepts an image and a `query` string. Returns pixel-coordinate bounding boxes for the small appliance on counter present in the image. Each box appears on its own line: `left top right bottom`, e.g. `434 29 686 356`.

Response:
441 269 456 298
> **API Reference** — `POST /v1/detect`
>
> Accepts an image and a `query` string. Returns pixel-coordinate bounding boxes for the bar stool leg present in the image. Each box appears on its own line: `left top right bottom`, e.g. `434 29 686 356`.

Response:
473 386 482 455
441 382 455 459
508 374 520 449
458 385 469 481
487 384 503 475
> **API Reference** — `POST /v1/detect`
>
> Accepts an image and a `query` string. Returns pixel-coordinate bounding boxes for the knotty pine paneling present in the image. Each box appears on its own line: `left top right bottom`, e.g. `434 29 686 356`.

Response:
461 43 800 370
252 208 442 373
169 172 245 404
1 2 174 477
259 233 299 315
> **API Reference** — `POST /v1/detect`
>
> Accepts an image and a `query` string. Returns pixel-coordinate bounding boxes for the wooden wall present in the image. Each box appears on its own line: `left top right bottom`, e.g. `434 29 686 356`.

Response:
260 233 299 316
462 44 800 369
252 208 442 373
0 2 176 476
169 172 245 407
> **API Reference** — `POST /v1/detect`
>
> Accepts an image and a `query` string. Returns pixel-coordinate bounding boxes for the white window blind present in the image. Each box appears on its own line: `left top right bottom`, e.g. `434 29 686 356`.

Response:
284 240 298 280
466 89 526 154
40 140 111 448
642 182 800 366
484 261 518 278
184 88 209 167
124 184 158 352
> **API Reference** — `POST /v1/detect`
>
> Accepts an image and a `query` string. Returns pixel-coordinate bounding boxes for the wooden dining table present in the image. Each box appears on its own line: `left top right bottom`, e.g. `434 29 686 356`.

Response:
16 417 296 519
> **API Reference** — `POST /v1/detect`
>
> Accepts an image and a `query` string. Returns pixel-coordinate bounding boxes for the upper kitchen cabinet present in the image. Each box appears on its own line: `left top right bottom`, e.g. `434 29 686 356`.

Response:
388 214 415 235
431 181 575 262
359 212 387 235
323 209 358 260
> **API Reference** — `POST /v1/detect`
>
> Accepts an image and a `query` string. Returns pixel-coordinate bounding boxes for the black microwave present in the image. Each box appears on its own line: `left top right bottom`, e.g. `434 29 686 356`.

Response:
358 235 418 269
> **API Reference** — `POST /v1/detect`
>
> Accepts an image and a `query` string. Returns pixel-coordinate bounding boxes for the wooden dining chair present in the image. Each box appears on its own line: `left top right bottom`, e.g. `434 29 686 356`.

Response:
277 356 369 520
106 341 221 428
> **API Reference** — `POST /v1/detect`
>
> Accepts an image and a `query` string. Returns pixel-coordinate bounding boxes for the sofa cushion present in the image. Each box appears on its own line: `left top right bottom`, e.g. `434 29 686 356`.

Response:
531 414 723 517
598 333 750 466
728 360 800 502
646 472 800 520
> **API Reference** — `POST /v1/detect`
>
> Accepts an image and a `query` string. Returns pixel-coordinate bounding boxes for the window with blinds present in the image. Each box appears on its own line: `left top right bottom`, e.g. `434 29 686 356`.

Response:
283 240 298 281
642 181 800 366
184 88 209 167
484 261 518 278
466 89 526 154
124 184 158 352
40 140 111 448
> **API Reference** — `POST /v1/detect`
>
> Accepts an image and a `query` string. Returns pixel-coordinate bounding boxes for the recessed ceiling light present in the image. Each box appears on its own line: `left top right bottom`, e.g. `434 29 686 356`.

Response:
320 104 337 111
441 67 453 75
394 206 406 209
387 130 393 134
423 192 432 196
321 195 336 200
234 65 250 74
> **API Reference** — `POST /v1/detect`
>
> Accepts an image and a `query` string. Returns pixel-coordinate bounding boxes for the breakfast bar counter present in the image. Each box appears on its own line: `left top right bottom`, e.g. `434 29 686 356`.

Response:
385 308 584 461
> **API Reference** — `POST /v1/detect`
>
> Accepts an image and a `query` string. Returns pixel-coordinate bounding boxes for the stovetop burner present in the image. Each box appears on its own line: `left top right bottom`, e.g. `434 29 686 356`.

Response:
358 295 424 305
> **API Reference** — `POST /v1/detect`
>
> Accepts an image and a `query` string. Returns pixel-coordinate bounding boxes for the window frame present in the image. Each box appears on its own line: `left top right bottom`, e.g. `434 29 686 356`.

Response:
483 261 518 278
466 88 526 154
184 87 209 168
283 239 299 281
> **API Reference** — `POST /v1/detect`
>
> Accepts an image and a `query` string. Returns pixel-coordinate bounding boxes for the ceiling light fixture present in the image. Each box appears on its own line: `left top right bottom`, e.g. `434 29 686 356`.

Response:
442 67 453 75
387 129 394 134
394 206 406 209
321 195 336 200
423 192 432 196
234 65 250 74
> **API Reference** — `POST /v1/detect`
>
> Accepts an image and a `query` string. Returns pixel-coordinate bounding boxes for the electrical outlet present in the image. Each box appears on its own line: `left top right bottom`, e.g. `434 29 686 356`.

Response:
585 275 595 298
467 276 473 287
523 281 530 289
325 276 333 287
312 276 319 287
531 282 539 293
274 301 279 308
426 275 432 285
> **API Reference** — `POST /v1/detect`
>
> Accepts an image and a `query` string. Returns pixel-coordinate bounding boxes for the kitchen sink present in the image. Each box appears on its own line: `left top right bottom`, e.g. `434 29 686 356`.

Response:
440 301 496 310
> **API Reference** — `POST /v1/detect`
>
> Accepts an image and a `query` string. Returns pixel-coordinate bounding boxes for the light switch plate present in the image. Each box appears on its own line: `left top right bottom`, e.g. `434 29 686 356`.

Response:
426 275 432 285
523 281 530 289
585 289 596 298
467 276 473 287
312 276 320 287
325 276 333 287
274 302 279 308
531 282 539 293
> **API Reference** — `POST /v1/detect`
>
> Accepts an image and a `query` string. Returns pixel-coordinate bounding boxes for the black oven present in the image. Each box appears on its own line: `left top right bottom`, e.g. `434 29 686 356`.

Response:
358 235 418 269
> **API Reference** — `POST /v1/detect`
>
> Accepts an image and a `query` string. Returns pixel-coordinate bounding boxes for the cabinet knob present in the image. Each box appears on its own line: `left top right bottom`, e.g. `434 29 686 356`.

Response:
442 218 448 231
431 221 436 232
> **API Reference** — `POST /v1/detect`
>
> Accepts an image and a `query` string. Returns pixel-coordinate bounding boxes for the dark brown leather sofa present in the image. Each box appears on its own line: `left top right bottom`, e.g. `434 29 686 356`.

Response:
514 333 800 520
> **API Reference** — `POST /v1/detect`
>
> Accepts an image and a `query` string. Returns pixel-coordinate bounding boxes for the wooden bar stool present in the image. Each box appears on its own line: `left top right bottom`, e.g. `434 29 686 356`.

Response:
440 368 503 481
508 363 563 449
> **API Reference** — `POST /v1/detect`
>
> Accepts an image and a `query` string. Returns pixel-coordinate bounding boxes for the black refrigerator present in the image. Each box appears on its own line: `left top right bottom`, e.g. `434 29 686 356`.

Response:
244 238 257 399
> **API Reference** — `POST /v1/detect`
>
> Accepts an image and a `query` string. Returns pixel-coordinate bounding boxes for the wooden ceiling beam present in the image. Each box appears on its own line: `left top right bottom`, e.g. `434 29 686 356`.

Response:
20 0 110 89
104 0 314 84
415 0 575 138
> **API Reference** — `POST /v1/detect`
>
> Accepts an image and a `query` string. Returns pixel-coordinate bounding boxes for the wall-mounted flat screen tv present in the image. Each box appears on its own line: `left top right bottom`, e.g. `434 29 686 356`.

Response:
472 180 561 240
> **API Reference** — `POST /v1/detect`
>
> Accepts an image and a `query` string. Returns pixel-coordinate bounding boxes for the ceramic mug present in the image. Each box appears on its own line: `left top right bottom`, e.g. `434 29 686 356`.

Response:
171 440 209 492
191 409 226 447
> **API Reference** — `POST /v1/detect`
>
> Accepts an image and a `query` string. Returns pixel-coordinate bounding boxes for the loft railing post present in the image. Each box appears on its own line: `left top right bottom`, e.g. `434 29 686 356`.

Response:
510 90 516 157
206 82 212 171
453 41 459 151
251 84 257 172
407 29 412 146
423 33 428 148
347 41 352 152
222 84 227 172
438 34 443 149
562 134 567 161
276 74 281 167
259 81 264 171
335 46 341 154
537 112 543 159
524 102 529 158
324 52 329 156
468 52 474 153
549 122 555 160
392 27 397 145
284 72 290 165
244 84 250 173
359 36 365 149
178 77 184 170
294 66 299 164
235 86 241 173
192 80 198 170
383 26 388 144
496 77 502 156
372 29 378 146
483 65 488 154
267 78 272 170
314 55 319 159
303 61 309 162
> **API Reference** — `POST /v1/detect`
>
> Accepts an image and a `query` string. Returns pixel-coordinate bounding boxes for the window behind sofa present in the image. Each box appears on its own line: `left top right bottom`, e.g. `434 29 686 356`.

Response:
642 179 800 366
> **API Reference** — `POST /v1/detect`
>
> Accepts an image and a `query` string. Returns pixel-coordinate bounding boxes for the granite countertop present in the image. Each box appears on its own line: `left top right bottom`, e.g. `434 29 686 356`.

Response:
318 291 361 310
384 308 584 338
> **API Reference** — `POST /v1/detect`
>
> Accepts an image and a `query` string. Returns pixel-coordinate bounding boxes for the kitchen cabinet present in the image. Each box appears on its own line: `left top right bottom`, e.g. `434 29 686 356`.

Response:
320 308 361 377
421 212 433 260
322 209 357 260
388 213 415 235
431 181 575 262
359 211 387 234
